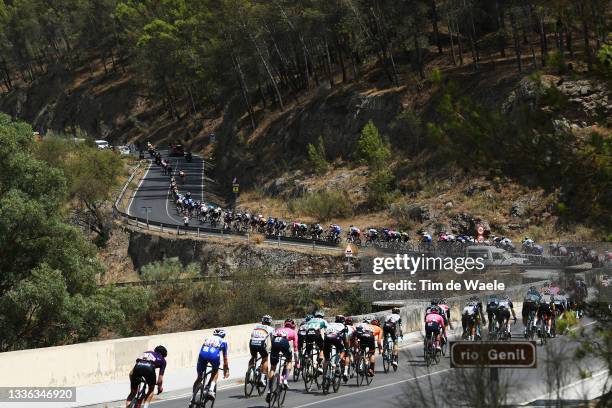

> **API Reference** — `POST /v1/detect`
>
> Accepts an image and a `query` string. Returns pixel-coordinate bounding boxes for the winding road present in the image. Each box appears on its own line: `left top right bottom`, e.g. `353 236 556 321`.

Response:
148 318 604 408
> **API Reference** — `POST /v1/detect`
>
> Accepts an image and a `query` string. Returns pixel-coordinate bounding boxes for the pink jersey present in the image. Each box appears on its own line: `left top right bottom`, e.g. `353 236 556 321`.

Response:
425 313 445 328
274 327 298 350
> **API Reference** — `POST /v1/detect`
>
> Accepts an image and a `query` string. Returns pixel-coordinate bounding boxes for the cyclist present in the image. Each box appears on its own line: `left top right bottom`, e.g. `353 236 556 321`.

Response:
266 319 297 402
537 290 555 337
522 287 542 337
355 317 382 377
248 315 275 387
461 297 486 340
383 306 402 368
486 294 500 333
126 345 167 408
425 306 445 350
297 314 313 370
304 311 328 374
494 295 517 336
192 329 229 401
437 299 452 344
323 315 350 381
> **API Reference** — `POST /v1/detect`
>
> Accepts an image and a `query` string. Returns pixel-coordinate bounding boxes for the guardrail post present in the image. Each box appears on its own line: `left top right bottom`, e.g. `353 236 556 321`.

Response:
177 225 180 235
161 223 164 233
197 227 200 237
313 241 315 250
278 236 281 247
247 233 250 242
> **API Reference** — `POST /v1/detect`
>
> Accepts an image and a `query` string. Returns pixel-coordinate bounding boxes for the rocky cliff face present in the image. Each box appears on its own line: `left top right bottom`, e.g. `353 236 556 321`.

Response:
127 229 345 276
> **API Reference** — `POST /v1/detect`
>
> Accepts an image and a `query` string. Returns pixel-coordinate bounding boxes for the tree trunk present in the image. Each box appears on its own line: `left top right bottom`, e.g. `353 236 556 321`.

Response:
455 19 464 65
447 16 457 66
232 52 256 131
431 0 442 53
579 4 592 71
496 0 506 57
537 11 548 66
247 32 284 111
335 37 347 83
510 11 522 73
324 38 334 88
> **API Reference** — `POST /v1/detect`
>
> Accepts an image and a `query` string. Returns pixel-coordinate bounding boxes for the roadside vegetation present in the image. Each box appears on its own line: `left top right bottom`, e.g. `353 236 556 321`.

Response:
0 114 146 351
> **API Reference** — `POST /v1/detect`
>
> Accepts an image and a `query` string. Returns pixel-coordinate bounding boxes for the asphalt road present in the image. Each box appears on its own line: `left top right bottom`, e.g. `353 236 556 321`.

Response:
151 318 603 408
127 150 211 226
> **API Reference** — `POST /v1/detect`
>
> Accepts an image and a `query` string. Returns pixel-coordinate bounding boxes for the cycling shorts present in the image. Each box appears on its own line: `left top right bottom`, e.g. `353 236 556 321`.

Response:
357 333 376 352
537 306 552 320
305 331 324 350
323 336 345 360
197 353 221 374
249 342 268 360
270 337 292 366
425 322 441 338
131 361 156 389
521 301 537 318
383 322 398 341
495 308 511 321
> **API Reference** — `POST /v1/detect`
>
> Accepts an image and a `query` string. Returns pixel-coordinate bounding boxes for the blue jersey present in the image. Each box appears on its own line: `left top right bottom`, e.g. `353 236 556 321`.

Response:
199 335 228 360
197 335 227 373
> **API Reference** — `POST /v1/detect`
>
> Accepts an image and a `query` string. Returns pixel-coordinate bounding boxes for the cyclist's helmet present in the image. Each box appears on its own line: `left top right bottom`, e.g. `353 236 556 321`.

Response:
430 298 439 305
213 328 226 338
469 295 479 302
304 314 314 322
262 315 273 325
371 319 380 326
355 325 365 334
314 310 325 318
335 315 345 324
363 316 372 324
392 306 400 314
345 317 354 326
284 319 296 330
154 345 167 357
431 306 441 315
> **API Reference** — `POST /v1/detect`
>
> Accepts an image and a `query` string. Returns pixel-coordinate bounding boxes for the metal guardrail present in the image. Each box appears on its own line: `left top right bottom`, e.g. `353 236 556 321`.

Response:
112 160 607 263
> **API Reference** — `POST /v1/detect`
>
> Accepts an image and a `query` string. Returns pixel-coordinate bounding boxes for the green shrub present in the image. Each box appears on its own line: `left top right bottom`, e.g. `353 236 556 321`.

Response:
355 120 391 170
548 50 566 74
367 169 395 209
307 136 329 174
290 189 353 221
597 44 612 76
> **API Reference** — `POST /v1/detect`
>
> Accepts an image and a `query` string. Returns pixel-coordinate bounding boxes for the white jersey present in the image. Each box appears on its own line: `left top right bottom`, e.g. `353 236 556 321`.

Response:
385 313 401 324
325 323 346 339
250 324 274 347
463 305 477 315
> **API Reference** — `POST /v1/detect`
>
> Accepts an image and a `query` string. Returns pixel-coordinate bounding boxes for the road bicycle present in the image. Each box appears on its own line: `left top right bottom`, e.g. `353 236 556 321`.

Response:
355 345 374 386
190 364 223 408
424 332 441 367
127 377 148 408
267 354 288 408
302 343 322 392
321 346 342 394
525 311 537 340
382 333 399 373
244 356 267 398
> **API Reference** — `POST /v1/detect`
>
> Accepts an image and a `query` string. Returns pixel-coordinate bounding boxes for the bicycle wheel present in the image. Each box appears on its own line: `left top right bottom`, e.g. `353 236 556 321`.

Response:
332 359 342 393
425 345 432 367
256 368 267 396
303 359 314 392
293 356 302 382
441 339 448 356
278 373 287 408
434 348 441 365
392 352 399 372
268 375 278 408
382 345 390 373
322 363 331 394
244 367 255 398
204 384 216 408
364 356 373 385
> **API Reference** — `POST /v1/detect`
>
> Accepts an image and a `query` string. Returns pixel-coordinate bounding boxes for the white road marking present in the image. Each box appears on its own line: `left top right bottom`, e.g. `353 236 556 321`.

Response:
165 160 183 224
127 161 151 216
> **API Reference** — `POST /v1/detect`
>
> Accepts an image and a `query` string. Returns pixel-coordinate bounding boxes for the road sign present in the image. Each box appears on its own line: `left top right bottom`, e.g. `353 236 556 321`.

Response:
232 183 239 193
477 235 485 243
477 225 485 235
450 341 536 368
345 244 353 257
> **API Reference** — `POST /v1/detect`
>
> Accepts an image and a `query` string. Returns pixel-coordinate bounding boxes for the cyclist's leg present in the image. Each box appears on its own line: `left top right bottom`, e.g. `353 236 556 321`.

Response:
126 368 138 406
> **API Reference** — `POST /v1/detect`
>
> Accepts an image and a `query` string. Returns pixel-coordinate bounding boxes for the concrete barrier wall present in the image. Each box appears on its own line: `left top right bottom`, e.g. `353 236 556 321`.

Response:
0 323 256 387
0 281 546 388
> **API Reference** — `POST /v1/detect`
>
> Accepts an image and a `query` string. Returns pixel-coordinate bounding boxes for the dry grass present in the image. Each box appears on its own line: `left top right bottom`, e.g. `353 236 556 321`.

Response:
117 161 147 213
